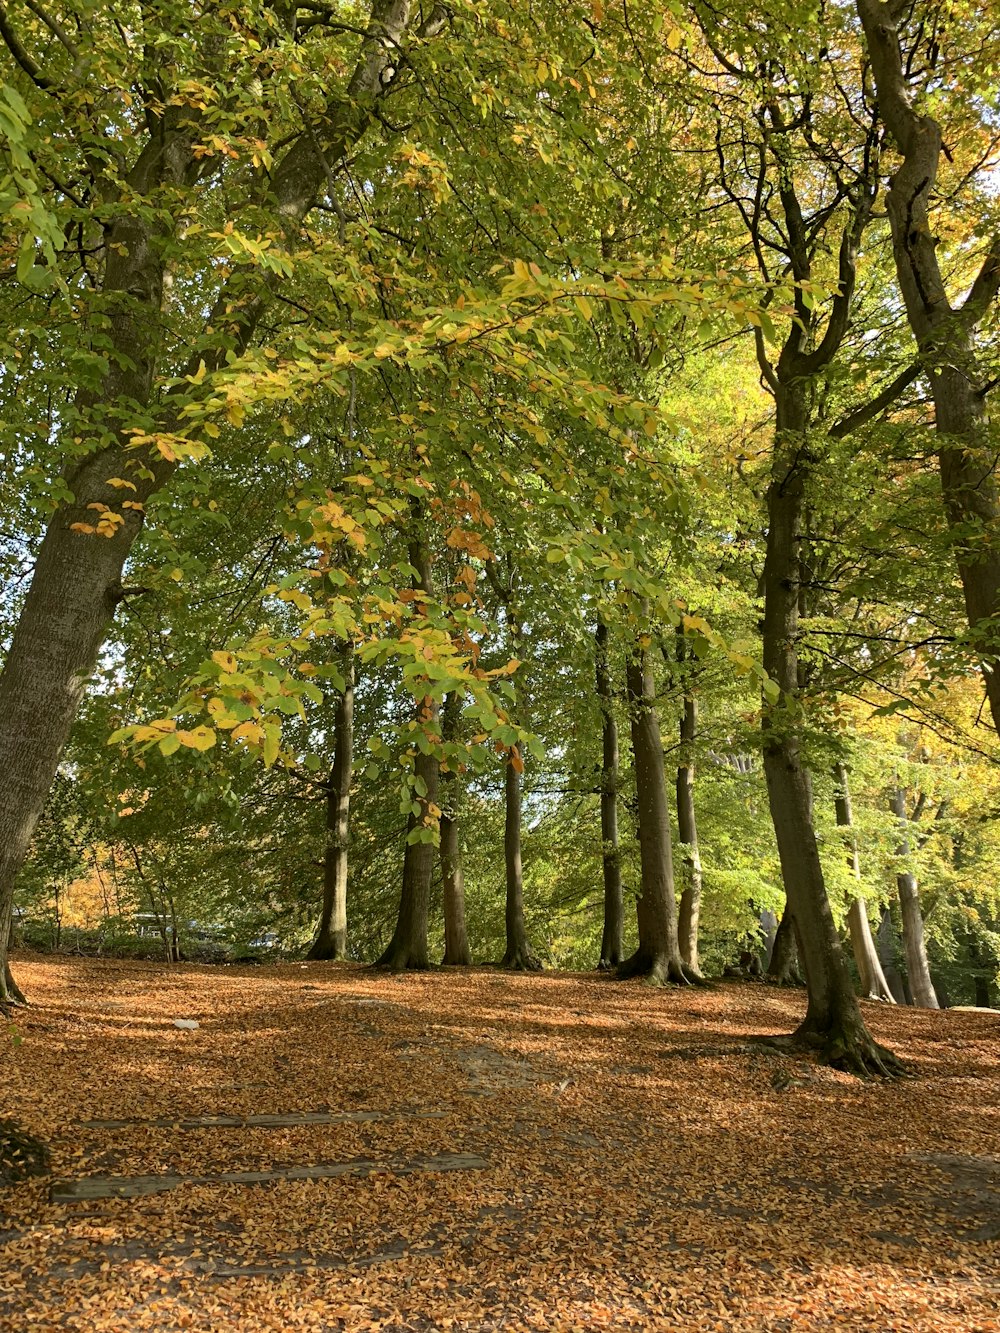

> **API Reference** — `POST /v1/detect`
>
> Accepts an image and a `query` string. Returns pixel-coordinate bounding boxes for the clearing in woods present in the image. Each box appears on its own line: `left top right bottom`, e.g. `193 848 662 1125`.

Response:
1 955 999 1331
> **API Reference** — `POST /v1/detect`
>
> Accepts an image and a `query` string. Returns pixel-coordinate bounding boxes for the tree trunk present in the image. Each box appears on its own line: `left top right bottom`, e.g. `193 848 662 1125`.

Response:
856 0 1000 734
595 618 624 970
890 787 939 1009
833 763 895 1002
877 906 908 1005
767 909 803 986
618 630 687 984
0 907 26 1008
307 642 354 961
501 758 541 970
760 385 900 1074
440 692 472 966
376 709 438 971
675 682 703 976
759 908 778 970
0 0 433 1002
376 535 440 972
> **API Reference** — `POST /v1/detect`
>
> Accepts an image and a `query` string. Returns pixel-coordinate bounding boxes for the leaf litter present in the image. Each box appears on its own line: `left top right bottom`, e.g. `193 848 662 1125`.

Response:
1 955 999 1331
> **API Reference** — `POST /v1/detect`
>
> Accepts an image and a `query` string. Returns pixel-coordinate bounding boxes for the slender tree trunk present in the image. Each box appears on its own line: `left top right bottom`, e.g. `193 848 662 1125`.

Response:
767 909 802 985
675 679 703 976
376 707 438 971
760 385 899 1073
833 763 895 1002
0 907 26 1008
857 0 1000 734
488 566 541 972
877 906 908 1005
595 618 623 970
440 692 472 966
376 535 440 972
618 629 687 984
501 759 541 970
307 642 354 961
890 787 939 1009
759 908 778 970
0 0 433 1003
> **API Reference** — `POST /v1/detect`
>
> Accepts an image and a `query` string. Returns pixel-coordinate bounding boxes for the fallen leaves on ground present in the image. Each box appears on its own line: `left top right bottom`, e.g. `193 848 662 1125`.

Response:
1 954 999 1331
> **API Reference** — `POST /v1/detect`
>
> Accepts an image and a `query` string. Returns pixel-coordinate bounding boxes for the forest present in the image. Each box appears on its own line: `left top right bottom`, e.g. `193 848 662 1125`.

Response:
2 0 1000 1072
3 1 1000 1326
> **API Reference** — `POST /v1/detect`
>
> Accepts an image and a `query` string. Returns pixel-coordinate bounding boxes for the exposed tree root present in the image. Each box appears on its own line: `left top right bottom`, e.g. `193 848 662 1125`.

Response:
757 1023 909 1080
372 945 431 973
617 948 693 986
765 966 805 988
0 963 27 1008
501 945 543 972
305 936 347 962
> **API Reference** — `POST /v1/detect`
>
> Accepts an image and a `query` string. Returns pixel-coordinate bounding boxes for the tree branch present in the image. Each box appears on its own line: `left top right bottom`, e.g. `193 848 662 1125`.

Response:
829 363 921 438
0 3 52 88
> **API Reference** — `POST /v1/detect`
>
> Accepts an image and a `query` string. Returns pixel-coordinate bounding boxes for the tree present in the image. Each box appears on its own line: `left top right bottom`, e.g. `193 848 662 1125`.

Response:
618 619 689 984
595 616 624 970
675 633 704 976
856 0 1000 732
0 0 448 1001
306 642 354 962
833 763 896 1002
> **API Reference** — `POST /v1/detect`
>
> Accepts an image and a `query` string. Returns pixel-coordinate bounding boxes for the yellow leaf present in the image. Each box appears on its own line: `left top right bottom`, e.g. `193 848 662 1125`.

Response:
177 726 216 751
107 477 137 492
212 650 237 673
262 723 280 768
69 523 95 534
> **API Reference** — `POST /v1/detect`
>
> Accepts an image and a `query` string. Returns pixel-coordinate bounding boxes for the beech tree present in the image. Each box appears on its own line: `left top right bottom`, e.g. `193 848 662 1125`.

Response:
0 0 451 1000
856 0 1000 732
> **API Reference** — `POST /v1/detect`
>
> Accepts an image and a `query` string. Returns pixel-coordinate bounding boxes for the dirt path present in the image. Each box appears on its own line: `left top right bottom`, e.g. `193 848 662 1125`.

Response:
1 955 998 1331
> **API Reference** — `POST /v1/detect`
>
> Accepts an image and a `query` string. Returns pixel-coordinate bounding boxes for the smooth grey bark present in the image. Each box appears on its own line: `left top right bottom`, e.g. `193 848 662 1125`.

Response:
761 375 899 1073
877 906 908 1005
0 0 437 1003
890 787 939 1009
0 907 26 1007
307 643 354 962
740 84 901 1068
501 758 541 970
439 692 472 966
759 908 779 970
833 763 895 1002
767 909 802 986
618 630 687 984
856 0 1000 732
675 682 703 976
376 535 440 971
486 560 540 971
595 617 624 970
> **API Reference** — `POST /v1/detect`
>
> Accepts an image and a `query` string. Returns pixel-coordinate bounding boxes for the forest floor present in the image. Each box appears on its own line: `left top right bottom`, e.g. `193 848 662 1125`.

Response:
1 955 999 1332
